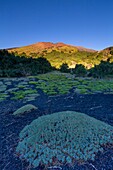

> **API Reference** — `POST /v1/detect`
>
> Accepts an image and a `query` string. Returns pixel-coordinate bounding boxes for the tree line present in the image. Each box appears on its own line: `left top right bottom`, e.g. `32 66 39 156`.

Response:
60 59 113 78
0 50 53 77
0 50 113 78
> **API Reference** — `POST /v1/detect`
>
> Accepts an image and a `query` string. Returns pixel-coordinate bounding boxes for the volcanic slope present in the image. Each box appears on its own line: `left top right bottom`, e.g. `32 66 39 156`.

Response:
8 42 113 68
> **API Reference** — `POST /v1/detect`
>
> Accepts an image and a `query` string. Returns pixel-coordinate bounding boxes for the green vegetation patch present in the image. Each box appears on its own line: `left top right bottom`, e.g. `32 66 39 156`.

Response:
2 73 113 101
33 73 113 95
0 81 3 85
17 85 26 89
0 92 9 102
0 98 5 102
35 73 75 95
0 85 7 92
0 93 9 98
7 87 19 92
16 111 113 168
18 81 29 85
29 81 39 85
13 104 38 116
4 81 12 86
11 89 38 100
24 93 40 102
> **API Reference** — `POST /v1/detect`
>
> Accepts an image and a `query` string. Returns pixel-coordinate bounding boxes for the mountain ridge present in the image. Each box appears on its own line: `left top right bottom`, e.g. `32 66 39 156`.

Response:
4 42 113 53
7 42 97 52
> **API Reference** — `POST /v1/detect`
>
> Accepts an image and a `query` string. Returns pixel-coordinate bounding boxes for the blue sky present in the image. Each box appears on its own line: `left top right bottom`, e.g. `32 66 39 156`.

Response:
0 0 113 50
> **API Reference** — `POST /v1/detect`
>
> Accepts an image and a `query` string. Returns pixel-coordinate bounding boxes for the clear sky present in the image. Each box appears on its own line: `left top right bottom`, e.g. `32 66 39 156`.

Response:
0 0 113 50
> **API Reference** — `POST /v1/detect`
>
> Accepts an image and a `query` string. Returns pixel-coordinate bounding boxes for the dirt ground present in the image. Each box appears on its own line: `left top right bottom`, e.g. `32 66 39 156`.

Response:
1 91 113 170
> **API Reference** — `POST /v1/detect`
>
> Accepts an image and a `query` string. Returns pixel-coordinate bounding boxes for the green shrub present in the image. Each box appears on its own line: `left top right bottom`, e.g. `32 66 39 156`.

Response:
13 104 38 116
29 81 39 85
4 81 12 86
17 85 25 89
0 97 6 102
0 85 7 92
7 88 19 92
0 93 9 101
12 89 38 100
79 88 88 94
16 111 113 168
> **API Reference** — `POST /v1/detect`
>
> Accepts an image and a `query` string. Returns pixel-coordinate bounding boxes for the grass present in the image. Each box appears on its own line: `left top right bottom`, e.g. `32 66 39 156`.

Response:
1 72 113 102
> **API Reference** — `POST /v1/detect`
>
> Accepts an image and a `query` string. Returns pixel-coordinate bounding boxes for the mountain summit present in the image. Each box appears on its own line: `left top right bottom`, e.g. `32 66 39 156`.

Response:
8 42 96 54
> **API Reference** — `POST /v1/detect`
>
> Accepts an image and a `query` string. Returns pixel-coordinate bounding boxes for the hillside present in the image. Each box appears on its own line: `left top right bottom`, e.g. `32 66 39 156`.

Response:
8 42 113 68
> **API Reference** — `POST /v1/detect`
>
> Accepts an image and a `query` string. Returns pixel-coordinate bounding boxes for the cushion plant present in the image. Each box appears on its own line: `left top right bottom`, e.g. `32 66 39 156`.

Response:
13 104 38 116
16 111 113 168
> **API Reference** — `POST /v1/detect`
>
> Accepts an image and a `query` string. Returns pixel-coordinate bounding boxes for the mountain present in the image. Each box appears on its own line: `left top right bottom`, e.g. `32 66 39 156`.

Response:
7 42 113 69
8 42 96 54
101 46 113 55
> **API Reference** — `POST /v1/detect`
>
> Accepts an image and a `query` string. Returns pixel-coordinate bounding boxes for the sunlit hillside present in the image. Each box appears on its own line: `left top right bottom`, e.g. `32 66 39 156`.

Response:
8 42 113 69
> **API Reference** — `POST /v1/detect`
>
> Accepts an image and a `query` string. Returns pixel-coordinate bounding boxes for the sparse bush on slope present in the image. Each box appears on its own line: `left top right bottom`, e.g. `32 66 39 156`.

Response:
16 111 113 168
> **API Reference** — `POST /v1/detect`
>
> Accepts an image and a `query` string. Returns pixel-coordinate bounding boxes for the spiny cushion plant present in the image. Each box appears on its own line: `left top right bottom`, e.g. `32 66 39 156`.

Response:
0 85 7 92
16 111 113 168
13 104 38 116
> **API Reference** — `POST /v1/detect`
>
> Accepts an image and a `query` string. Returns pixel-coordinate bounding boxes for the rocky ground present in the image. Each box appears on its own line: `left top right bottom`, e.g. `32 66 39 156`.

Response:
1 90 113 170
